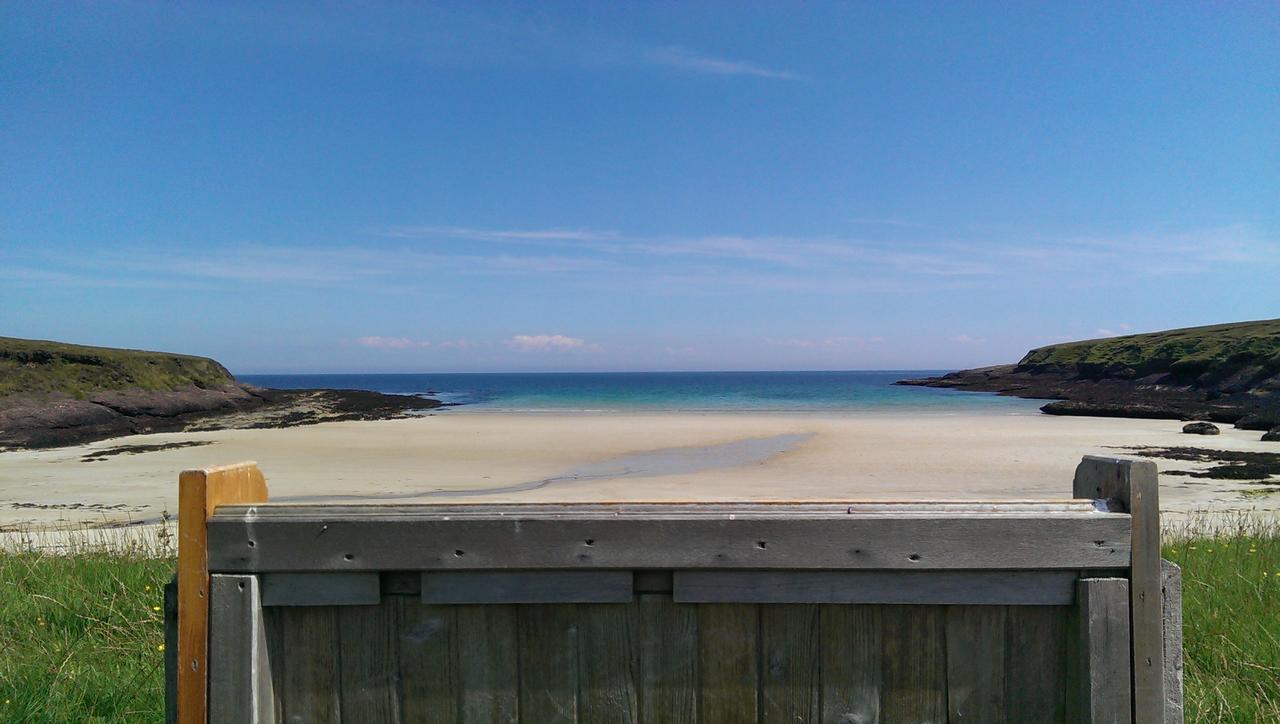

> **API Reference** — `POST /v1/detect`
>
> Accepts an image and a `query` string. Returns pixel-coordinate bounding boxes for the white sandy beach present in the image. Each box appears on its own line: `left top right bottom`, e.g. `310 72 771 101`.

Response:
1 410 1276 532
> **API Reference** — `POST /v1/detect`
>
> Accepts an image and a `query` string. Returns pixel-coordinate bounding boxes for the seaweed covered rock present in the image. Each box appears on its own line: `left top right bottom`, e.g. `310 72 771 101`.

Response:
1182 422 1220 435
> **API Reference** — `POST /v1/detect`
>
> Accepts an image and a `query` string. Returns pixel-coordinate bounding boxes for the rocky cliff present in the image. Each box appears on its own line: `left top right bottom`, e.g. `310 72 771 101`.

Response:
0 337 441 449
898 319 1280 432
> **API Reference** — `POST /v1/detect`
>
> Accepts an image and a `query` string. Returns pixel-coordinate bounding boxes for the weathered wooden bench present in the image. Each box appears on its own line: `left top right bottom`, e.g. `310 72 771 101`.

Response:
165 455 1183 723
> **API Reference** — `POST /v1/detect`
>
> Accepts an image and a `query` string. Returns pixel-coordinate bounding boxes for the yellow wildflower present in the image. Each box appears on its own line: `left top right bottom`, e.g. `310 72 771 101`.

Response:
144 585 151 592
158 644 166 652
152 606 161 612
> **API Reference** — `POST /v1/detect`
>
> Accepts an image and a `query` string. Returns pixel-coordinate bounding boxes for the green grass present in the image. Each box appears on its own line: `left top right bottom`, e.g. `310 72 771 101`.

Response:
0 336 234 399
0 525 1276 722
0 532 174 723
1018 318 1280 379
1164 520 1280 721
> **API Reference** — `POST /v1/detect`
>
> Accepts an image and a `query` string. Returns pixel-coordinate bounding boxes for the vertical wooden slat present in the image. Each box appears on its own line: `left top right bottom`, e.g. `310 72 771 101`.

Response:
881 605 946 723
945 605 1006 722
517 604 579 723
1161 560 1184 724
1005 606 1067 722
177 462 268 724
281 606 341 723
820 604 882 723
338 602 401 722
457 604 519 722
578 603 639 722
208 575 274 723
398 600 459 723
1067 578 1133 723
760 603 820 723
1075 455 1164 723
637 594 698 723
262 606 285 723
697 603 759 722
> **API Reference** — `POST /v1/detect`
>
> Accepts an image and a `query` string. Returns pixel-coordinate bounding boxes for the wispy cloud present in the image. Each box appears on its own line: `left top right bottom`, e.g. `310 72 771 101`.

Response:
383 226 619 243
507 334 599 351
15 223 1275 300
354 336 419 349
645 46 804 81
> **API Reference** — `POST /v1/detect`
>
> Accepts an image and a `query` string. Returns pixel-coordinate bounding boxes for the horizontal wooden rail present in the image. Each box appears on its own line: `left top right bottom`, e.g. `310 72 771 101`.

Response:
207 504 1130 572
673 570 1078 605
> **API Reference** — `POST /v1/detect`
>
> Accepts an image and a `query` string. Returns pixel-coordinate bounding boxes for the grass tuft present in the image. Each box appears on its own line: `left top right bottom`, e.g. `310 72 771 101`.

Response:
1164 516 1280 721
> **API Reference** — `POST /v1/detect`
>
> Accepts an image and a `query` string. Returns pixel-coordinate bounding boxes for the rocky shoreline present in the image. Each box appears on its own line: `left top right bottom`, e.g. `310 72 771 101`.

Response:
899 364 1279 429
0 383 444 450
899 320 1280 440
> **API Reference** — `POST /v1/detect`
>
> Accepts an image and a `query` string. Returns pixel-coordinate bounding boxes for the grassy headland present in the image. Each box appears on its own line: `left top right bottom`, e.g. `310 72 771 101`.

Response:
0 337 440 449
901 319 1280 432
1019 319 1280 382
0 337 234 399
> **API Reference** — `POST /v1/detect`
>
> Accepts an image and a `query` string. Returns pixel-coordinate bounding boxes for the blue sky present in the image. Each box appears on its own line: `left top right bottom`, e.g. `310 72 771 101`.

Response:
2 2 1277 373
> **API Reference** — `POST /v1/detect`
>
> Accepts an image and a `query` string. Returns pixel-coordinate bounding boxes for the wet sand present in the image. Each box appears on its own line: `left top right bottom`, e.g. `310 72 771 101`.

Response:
1 411 1277 531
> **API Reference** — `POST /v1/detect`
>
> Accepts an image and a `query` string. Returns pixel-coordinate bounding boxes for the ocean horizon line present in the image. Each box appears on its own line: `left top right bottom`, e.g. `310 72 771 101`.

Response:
237 370 1037 414
233 368 957 377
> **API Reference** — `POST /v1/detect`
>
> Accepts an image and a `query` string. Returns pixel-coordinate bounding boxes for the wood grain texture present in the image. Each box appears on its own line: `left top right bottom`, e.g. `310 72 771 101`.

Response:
1075 456 1164 723
636 594 698 723
697 603 759 722
760 604 820 723
1006 605 1068 722
208 512 1131 572
337 602 401 723
945 605 1006 722
260 573 380 607
820 604 881 724
517 604 578 723
397 600 458 723
457 605 519 723
578 603 639 723
262 606 284 722
218 501 1102 519
880 605 947 723
1162 560 1184 724
208 575 273 724
177 462 267 724
674 570 1075 605
1068 578 1132 724
422 570 632 604
279 606 340 723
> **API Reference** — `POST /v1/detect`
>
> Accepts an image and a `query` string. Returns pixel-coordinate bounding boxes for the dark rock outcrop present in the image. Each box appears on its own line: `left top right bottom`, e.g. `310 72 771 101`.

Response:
0 384 442 450
1263 427 1280 443
899 319 1280 426
1182 422 1220 435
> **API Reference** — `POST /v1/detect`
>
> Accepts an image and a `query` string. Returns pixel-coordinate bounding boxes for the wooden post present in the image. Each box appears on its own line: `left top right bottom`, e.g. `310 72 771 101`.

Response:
1073 456 1163 724
1161 560 1184 724
1068 578 1133 723
178 462 269 724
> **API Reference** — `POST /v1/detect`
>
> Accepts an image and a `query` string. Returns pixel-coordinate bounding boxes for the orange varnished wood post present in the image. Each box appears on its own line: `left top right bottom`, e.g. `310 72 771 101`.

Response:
177 462 268 724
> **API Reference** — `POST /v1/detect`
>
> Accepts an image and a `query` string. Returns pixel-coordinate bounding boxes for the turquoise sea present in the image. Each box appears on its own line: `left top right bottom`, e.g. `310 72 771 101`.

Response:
237 371 1044 414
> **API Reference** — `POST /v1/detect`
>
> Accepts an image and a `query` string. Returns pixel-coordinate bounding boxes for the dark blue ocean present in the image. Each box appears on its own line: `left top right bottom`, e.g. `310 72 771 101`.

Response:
237 371 1043 414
